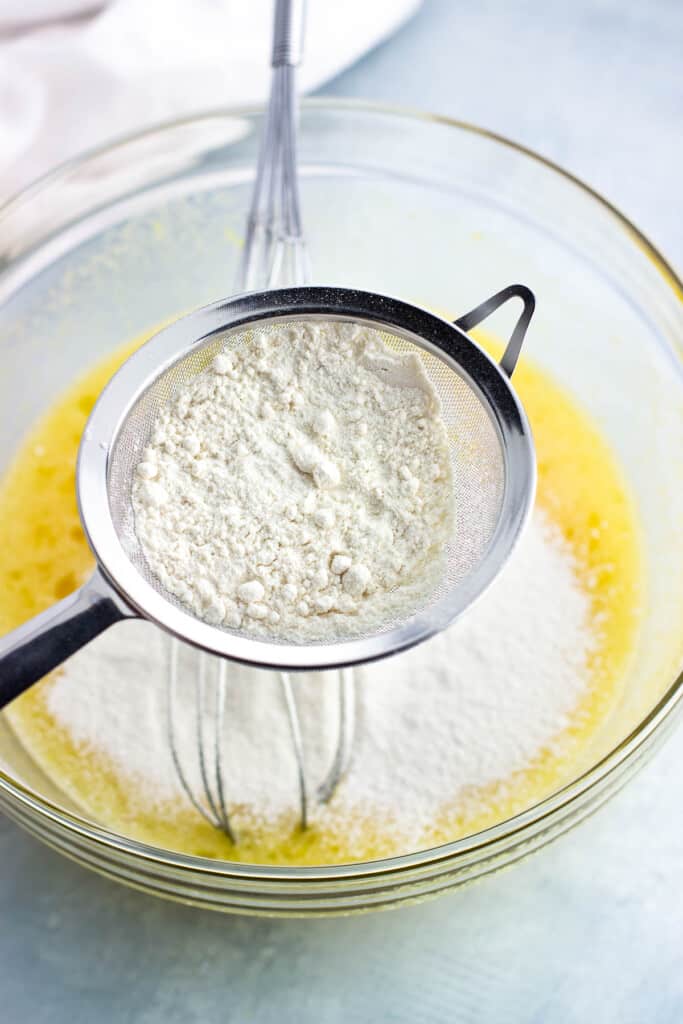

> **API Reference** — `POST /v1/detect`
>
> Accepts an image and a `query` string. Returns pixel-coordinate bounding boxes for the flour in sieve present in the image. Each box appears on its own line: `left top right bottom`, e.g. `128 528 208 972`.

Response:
45 510 595 845
132 320 453 640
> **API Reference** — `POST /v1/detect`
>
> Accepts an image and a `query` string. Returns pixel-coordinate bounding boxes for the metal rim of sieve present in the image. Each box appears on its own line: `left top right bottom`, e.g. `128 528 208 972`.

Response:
76 285 536 672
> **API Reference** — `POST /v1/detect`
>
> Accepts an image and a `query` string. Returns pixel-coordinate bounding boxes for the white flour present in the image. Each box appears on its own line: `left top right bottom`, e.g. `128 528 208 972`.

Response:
45 510 595 845
133 321 453 640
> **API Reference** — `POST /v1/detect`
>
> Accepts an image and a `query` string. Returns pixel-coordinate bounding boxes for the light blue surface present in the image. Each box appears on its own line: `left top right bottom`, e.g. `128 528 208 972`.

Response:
2 2 683 1021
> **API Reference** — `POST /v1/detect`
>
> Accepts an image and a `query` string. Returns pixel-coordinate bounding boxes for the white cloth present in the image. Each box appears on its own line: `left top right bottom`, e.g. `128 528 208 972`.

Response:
0 0 420 199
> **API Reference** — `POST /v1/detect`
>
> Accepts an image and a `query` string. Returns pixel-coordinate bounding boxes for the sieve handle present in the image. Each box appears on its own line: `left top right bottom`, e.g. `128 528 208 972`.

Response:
454 284 535 377
0 569 133 709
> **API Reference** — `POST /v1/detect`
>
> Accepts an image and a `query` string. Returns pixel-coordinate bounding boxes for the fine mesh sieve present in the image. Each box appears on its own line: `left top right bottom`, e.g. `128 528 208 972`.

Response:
110 321 504 637
0 284 535 705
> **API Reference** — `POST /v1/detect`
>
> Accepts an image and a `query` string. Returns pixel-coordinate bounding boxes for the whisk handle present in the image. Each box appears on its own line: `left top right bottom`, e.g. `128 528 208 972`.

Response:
0 569 132 708
272 0 306 66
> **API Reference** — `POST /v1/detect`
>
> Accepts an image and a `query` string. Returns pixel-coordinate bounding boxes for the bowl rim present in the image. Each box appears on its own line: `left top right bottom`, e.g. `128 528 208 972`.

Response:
1 96 682 883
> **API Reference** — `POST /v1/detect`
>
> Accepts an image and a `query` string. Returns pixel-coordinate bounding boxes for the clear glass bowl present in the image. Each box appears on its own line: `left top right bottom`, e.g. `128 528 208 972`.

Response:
0 100 682 915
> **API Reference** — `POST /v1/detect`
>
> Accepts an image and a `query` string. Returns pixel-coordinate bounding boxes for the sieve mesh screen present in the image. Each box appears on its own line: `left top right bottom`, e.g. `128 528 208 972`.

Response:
107 317 506 643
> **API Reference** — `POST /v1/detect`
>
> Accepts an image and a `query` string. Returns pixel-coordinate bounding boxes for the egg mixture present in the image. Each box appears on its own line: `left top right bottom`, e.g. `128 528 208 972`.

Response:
0 327 642 865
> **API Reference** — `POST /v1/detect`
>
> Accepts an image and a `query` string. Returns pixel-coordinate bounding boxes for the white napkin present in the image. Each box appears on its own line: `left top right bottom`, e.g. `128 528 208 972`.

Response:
0 0 421 200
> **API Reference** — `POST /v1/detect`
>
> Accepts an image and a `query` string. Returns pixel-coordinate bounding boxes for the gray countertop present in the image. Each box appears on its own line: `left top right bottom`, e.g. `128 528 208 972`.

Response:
2 2 683 1021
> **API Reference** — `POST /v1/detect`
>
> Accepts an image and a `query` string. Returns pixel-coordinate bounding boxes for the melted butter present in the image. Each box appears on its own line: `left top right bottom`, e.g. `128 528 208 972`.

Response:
1 328 642 865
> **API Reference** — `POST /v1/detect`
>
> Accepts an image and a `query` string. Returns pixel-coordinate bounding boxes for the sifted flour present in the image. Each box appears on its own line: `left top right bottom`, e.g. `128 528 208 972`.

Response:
46 509 594 846
132 321 453 640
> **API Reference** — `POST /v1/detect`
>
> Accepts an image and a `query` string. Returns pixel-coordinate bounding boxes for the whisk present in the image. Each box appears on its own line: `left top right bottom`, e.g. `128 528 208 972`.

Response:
165 0 355 842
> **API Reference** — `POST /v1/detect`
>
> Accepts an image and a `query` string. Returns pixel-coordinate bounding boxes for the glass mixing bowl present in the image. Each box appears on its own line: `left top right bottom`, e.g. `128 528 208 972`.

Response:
0 100 682 916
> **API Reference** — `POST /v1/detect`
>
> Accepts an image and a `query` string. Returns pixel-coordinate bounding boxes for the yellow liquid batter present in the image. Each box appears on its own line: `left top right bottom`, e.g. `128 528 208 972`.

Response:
0 328 642 865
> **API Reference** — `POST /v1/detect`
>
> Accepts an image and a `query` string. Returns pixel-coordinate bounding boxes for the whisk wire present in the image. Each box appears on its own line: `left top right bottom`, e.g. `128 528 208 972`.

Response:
213 660 232 836
166 641 236 842
278 672 309 830
317 668 356 804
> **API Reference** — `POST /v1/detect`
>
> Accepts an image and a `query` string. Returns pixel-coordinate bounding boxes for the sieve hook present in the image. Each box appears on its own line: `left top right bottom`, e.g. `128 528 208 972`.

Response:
454 284 535 377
